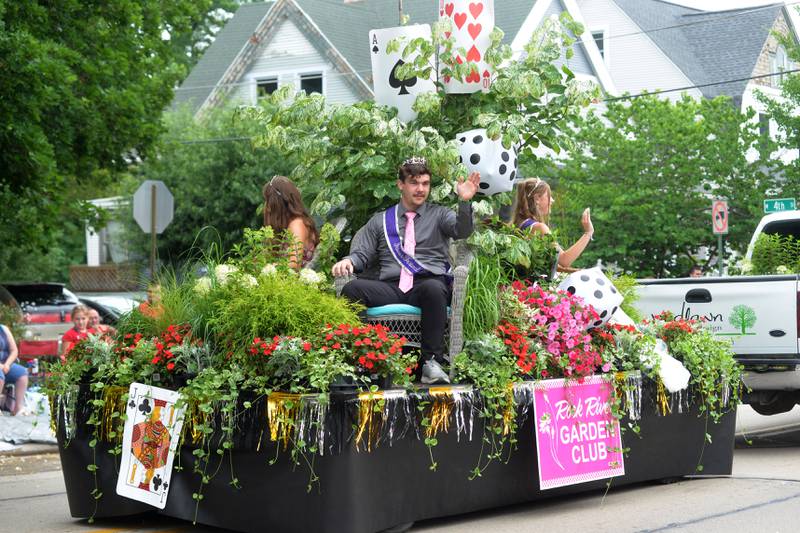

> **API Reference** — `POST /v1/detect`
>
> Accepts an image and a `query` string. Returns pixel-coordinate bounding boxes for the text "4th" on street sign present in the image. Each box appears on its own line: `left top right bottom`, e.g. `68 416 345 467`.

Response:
763 198 796 214
712 200 728 235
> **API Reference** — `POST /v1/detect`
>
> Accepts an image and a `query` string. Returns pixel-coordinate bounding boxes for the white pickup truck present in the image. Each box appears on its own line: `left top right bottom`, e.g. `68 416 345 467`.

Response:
635 210 800 415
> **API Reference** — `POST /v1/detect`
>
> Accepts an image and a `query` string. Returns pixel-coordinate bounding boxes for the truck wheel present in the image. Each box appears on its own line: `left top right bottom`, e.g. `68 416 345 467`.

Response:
750 394 796 416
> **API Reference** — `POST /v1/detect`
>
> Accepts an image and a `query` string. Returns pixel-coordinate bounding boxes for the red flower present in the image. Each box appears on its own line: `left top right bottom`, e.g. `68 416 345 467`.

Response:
302 342 312 352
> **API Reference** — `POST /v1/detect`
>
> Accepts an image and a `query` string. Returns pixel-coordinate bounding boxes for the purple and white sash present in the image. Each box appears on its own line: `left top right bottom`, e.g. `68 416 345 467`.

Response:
519 218 538 231
383 205 433 276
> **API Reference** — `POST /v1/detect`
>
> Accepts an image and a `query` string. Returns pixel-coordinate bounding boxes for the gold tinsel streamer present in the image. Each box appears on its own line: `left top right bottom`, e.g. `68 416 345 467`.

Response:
426 387 454 438
355 391 385 452
502 383 515 436
100 386 127 444
656 379 671 416
267 392 302 449
181 401 205 445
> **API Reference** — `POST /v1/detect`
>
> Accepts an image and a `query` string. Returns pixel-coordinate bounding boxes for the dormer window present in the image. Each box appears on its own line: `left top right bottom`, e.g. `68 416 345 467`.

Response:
592 31 606 59
771 45 790 86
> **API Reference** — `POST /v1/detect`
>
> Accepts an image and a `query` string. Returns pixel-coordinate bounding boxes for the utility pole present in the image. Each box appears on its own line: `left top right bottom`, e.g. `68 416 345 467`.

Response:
399 0 404 24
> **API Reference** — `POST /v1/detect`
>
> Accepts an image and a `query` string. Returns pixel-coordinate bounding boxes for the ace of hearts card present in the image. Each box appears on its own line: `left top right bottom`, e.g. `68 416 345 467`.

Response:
115 383 186 509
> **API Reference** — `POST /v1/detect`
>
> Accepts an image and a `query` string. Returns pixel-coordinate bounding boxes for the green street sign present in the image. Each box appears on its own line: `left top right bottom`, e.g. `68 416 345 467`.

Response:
763 198 796 213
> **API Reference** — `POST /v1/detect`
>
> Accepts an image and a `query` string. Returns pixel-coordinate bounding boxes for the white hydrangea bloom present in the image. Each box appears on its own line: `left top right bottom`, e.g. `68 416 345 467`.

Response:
215 264 238 285
260 264 277 277
242 274 258 287
299 268 323 285
776 265 790 274
194 277 212 294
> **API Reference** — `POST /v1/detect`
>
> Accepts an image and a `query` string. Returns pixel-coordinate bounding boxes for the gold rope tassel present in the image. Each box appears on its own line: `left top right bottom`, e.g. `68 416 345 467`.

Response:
656 379 671 416
355 391 385 452
100 386 127 444
426 387 454 438
267 392 302 450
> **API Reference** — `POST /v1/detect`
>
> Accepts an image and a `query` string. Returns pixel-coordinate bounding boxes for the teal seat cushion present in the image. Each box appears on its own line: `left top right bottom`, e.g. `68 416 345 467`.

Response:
366 304 422 317
365 305 451 317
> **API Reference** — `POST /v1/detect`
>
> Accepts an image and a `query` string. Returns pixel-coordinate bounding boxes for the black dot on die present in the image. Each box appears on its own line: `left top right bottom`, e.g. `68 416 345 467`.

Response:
459 155 463 163
499 164 507 175
594 320 604 327
501 152 510 162
470 154 481 165
610 286 617 294
479 182 489 189
510 170 516 180
580 274 590 282
513 158 518 169
600 310 607 318
596 278 605 286
611 306 618 316
459 137 466 143
473 135 483 144
594 290 603 299
567 286 576 295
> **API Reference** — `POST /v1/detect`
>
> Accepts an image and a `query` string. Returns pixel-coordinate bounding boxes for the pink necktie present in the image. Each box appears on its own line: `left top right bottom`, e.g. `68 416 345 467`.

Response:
399 211 416 293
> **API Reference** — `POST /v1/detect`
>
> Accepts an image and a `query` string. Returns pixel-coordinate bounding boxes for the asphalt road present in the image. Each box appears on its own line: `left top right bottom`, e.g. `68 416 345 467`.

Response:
2 405 799 533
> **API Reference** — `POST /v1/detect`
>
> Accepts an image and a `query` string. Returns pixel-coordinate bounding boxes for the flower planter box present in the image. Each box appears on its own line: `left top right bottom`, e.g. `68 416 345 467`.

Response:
56 378 735 533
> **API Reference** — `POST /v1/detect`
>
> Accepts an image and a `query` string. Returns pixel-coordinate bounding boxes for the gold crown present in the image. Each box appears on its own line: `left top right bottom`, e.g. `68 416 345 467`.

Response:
403 156 427 166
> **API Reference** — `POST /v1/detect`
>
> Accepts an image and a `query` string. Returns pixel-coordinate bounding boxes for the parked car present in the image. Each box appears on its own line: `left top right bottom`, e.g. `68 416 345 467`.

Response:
78 293 141 325
635 211 800 415
0 282 80 360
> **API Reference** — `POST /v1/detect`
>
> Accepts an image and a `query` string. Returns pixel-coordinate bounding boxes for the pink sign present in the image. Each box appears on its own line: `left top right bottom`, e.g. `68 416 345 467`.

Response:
532 375 625 489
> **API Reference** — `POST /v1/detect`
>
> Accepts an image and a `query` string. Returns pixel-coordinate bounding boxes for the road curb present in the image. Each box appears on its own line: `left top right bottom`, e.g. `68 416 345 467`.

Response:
0 443 59 457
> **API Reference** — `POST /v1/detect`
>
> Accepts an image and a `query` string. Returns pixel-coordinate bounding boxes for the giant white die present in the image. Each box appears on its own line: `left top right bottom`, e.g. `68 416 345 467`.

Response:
456 128 517 196
557 267 623 329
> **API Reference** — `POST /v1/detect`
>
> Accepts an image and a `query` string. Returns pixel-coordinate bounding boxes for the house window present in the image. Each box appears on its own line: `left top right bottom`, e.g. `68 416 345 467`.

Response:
300 73 323 95
771 46 790 86
592 31 606 60
256 77 278 99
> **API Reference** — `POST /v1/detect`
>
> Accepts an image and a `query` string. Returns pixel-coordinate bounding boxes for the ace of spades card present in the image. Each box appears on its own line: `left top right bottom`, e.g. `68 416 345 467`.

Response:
369 25 435 123
116 383 186 508
440 0 495 94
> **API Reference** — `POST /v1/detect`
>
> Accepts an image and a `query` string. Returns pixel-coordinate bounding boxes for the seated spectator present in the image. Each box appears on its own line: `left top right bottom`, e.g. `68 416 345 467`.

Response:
138 284 163 319
61 304 94 361
332 157 480 384
513 177 594 271
263 175 319 270
688 265 703 278
0 324 28 416
88 308 116 337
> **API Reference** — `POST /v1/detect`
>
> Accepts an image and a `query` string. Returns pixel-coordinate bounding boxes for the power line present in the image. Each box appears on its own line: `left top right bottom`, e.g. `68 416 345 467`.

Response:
168 66 800 145
175 0 800 93
603 67 800 102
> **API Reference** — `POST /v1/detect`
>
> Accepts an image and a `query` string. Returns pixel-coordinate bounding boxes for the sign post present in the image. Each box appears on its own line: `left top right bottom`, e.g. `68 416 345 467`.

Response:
712 199 728 277
133 181 174 280
763 198 796 213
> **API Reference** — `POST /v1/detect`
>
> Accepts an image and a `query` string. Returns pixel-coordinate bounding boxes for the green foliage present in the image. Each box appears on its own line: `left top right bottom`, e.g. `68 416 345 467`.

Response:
0 1 216 278
750 233 800 274
244 15 597 241
670 331 742 422
454 334 520 477
543 94 777 278
611 275 643 323
123 106 297 266
0 303 23 339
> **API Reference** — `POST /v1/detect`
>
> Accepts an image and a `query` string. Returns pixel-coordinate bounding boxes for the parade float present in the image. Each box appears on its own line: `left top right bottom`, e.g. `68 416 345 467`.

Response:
49 3 741 532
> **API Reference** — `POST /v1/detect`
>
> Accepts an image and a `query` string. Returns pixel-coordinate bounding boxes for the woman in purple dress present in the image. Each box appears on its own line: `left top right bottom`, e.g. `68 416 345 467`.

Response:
262 176 319 269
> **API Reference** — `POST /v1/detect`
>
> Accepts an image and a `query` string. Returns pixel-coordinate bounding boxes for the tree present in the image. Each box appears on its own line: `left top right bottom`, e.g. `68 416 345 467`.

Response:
729 304 756 334
0 0 216 280
245 14 597 238
122 105 296 266
544 94 775 278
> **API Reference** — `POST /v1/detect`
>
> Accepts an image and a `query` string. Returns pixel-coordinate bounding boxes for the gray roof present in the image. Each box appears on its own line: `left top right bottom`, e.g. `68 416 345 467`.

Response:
614 0 783 100
173 2 275 113
175 0 548 113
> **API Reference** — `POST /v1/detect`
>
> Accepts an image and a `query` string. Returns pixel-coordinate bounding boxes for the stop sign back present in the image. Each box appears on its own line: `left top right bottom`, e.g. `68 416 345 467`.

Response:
712 200 728 235
133 180 174 234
